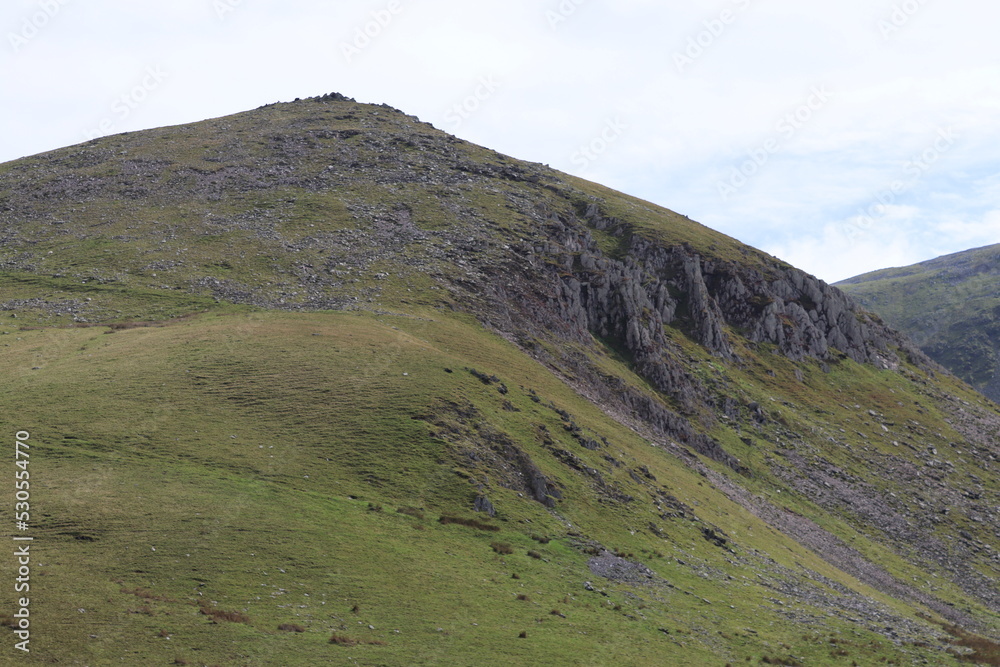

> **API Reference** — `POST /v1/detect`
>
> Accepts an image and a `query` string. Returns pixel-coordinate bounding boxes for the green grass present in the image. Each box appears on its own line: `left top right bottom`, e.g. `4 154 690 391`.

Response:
0 308 988 664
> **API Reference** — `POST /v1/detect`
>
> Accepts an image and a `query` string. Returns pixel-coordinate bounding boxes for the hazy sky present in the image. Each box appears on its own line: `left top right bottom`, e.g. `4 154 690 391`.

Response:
3 0 999 282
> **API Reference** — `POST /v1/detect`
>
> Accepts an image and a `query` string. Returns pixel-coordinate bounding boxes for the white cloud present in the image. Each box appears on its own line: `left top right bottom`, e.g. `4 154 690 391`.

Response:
934 212 1000 251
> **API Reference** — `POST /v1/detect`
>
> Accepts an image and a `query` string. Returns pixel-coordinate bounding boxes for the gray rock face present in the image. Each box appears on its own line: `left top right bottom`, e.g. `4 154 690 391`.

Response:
587 550 657 584
473 495 496 517
529 205 929 371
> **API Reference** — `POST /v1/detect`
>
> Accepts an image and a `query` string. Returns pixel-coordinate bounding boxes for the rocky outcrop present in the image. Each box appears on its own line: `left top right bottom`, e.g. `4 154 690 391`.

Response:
425 400 563 507
466 202 935 475
530 204 930 371
707 260 893 365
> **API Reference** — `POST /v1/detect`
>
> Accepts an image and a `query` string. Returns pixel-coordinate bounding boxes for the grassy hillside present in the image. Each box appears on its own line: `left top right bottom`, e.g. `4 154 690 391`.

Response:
0 95 997 665
838 244 1000 401
3 309 995 665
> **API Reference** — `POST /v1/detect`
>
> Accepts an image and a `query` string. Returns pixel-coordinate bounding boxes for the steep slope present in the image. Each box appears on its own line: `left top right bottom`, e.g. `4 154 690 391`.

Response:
838 244 1000 402
0 94 998 666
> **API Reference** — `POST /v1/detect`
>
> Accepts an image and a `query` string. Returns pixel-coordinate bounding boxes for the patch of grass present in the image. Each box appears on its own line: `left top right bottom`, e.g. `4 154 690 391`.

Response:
329 634 386 647
936 621 1000 666
329 633 358 647
439 514 500 532
491 542 514 555
200 607 251 624
397 506 426 520
121 586 175 603
760 657 803 666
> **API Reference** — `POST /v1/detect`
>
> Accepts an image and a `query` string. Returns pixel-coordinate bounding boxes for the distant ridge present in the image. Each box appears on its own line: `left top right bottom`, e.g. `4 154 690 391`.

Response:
838 243 1000 401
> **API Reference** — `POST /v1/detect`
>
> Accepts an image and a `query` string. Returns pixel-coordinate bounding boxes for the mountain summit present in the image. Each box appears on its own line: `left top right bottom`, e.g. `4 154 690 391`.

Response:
1 94 997 665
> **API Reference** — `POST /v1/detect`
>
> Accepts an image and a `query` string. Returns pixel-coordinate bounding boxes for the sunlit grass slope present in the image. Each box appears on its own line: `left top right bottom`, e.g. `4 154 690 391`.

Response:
0 309 990 665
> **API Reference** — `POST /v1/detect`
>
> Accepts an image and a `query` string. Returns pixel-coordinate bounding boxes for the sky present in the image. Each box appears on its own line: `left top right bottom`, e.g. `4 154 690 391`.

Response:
3 0 999 283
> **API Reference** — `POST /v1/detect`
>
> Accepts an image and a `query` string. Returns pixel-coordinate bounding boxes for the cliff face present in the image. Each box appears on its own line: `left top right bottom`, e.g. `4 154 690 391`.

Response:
479 200 927 368
462 200 932 439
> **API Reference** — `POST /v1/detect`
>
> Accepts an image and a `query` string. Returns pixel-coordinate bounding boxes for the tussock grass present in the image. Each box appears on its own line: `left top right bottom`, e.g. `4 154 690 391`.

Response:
397 506 426 520
329 633 386 647
491 542 514 555
328 633 358 647
438 515 500 532
200 607 251 624
931 619 1000 666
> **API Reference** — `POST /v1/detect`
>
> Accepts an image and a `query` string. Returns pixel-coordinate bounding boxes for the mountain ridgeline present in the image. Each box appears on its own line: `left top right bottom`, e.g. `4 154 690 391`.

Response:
0 94 997 665
838 243 1000 403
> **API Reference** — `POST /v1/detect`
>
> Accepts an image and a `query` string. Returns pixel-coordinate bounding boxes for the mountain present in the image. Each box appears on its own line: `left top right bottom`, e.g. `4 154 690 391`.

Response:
838 244 1000 403
0 93 998 666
